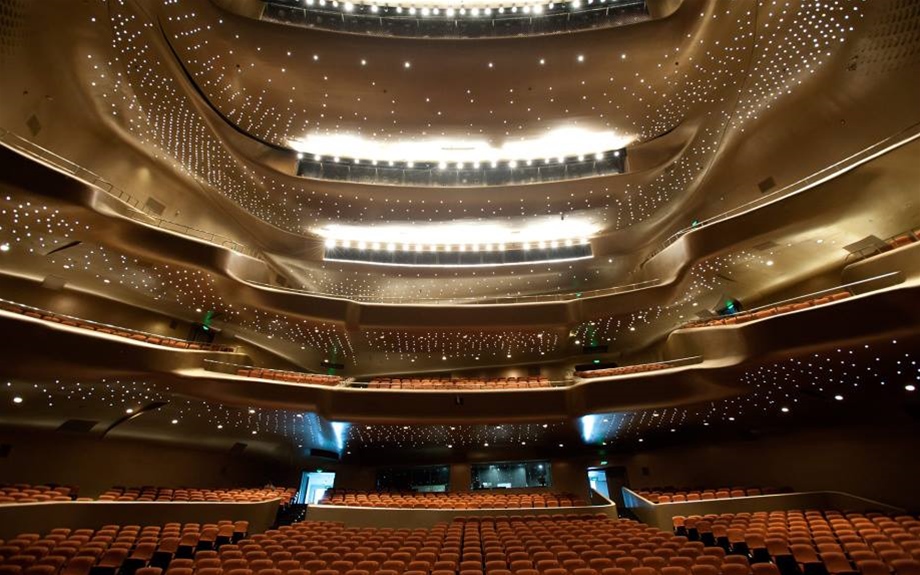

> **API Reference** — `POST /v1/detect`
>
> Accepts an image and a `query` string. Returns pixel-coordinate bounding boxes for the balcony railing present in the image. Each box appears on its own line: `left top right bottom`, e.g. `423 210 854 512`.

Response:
0 297 238 353
0 128 260 259
680 272 904 329
574 355 703 378
203 358 344 385
641 121 920 267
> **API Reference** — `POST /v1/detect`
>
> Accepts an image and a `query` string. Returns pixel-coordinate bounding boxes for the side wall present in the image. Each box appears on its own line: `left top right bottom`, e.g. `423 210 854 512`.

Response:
599 422 920 510
0 428 300 497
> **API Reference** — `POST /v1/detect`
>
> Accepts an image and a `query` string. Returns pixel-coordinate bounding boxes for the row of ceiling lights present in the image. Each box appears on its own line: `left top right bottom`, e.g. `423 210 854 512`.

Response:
325 238 590 251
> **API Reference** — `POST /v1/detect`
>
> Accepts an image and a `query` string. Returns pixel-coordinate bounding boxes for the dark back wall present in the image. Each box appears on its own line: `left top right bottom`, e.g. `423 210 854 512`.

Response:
595 421 920 510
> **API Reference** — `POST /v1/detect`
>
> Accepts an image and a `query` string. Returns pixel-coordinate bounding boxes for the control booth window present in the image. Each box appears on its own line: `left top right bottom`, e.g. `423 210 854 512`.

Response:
471 461 551 490
376 465 451 492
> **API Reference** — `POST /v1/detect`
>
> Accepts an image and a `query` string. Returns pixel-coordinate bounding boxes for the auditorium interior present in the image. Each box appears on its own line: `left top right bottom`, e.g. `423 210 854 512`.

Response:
1 0 920 573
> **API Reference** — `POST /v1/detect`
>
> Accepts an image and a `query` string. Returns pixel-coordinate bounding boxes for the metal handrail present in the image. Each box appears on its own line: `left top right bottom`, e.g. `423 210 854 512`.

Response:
0 128 260 258
574 355 703 378
642 121 920 266
202 358 339 379
243 277 661 305
843 230 920 265
0 297 238 353
681 271 903 328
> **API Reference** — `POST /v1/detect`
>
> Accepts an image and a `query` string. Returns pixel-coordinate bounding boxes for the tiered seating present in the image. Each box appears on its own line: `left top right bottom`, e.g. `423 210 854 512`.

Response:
318 490 587 509
0 520 249 575
672 510 920 575
368 376 551 390
0 300 235 352
0 484 75 504
95 487 295 503
575 363 669 379
636 487 789 504
7 513 918 575
690 292 851 328
235 368 341 386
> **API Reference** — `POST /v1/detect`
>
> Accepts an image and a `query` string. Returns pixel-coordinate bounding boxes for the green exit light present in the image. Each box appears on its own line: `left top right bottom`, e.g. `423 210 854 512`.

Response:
600 460 608 466
593 359 601 364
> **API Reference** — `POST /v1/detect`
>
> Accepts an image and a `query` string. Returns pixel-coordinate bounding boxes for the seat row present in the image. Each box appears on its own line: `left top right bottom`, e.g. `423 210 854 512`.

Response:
575 363 669 379
5 513 920 575
96 487 296 504
0 485 75 504
672 510 920 575
0 521 249 575
689 292 851 329
366 381 550 390
0 302 235 353
367 377 552 391
318 490 587 509
636 488 789 504
234 369 341 386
